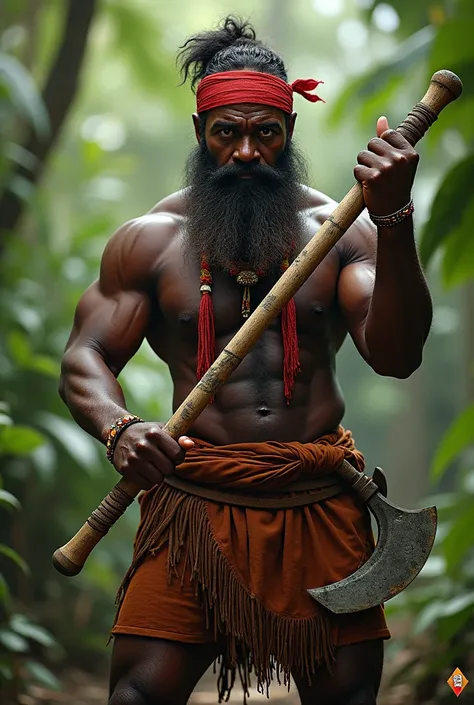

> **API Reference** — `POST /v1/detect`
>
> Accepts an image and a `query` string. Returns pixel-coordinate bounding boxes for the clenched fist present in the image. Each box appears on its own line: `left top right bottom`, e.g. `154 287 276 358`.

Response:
112 422 195 489
355 116 419 217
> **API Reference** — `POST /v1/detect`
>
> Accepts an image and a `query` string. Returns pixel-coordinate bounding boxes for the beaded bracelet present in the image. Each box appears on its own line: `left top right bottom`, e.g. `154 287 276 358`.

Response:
369 199 414 228
105 414 144 463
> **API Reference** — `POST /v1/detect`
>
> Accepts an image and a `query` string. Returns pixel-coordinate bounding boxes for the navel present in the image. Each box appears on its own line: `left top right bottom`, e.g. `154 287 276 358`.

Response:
257 406 271 417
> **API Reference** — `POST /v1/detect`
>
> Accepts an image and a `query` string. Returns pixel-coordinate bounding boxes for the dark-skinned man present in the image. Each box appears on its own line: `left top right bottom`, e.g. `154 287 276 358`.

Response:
59 16 432 705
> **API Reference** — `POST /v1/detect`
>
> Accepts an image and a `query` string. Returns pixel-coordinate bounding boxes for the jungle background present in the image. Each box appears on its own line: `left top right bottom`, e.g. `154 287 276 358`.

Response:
0 0 473 703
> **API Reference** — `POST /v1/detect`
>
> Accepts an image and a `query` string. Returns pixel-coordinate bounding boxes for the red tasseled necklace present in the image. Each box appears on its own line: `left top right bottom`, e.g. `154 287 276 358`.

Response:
197 253 300 404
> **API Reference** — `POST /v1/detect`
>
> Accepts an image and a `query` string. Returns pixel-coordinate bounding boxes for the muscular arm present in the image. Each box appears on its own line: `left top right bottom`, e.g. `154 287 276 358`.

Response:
336 118 432 378
338 215 432 378
59 220 153 443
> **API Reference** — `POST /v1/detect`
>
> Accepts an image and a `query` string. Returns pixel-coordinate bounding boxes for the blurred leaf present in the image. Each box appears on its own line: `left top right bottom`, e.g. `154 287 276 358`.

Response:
441 197 474 288
419 153 474 267
442 504 474 572
7 329 30 365
432 404 474 479
0 51 49 138
38 413 100 472
0 545 29 575
0 425 45 455
437 603 474 641
412 592 474 637
4 142 40 172
0 489 21 511
429 15 474 79
0 413 13 426
104 0 179 97
327 26 434 127
0 629 29 653
369 0 437 38
7 173 36 202
25 660 62 690
27 354 60 378
0 660 13 680
412 600 445 635
10 614 56 647
0 573 11 608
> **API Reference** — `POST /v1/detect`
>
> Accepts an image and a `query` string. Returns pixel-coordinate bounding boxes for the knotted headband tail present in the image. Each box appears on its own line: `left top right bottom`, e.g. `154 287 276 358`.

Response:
291 78 325 104
196 70 324 114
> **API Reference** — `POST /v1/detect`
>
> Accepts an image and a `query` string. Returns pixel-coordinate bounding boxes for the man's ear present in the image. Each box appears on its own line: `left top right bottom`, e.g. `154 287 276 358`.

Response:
288 112 297 139
192 113 201 143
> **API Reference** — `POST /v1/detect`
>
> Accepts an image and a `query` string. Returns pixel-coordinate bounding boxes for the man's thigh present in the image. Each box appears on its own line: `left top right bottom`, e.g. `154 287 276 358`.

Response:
293 639 384 705
109 634 220 705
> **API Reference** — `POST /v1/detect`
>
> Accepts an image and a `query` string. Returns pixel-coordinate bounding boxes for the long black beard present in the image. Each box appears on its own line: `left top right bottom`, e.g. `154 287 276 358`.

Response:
183 140 308 273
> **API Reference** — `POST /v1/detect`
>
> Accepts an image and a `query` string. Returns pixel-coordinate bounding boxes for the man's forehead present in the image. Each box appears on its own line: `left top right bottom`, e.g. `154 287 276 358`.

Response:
206 104 286 123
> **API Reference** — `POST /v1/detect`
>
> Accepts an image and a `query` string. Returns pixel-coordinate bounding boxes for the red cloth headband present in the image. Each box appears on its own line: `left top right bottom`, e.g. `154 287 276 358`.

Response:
196 70 324 114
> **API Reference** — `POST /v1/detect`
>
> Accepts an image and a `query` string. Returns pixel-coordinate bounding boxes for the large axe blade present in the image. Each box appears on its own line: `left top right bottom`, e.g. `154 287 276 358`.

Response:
308 462 437 613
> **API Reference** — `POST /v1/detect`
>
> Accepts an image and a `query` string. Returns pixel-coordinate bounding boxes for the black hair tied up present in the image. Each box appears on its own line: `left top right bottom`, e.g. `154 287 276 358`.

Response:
177 15 288 92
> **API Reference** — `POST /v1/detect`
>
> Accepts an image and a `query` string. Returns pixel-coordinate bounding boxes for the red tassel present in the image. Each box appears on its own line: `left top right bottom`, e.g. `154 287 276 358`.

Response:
197 254 215 381
282 297 300 403
197 290 215 380
198 251 300 404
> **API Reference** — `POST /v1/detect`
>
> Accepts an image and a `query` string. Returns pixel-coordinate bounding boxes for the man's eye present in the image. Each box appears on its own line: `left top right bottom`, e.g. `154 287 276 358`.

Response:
219 128 234 137
260 128 274 137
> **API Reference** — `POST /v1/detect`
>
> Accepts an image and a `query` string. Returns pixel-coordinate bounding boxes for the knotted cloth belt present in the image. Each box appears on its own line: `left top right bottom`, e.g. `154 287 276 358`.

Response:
163 472 347 508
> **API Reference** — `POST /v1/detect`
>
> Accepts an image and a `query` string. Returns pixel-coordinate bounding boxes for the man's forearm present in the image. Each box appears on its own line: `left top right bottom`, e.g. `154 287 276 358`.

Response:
59 347 131 444
364 218 433 378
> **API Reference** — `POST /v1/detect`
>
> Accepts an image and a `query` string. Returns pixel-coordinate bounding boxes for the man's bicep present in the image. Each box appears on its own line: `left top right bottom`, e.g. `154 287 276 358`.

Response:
337 261 375 362
64 220 156 371
65 284 150 377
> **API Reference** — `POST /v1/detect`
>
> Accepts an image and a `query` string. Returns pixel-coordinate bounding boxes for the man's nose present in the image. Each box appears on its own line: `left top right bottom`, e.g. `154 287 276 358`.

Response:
232 137 260 164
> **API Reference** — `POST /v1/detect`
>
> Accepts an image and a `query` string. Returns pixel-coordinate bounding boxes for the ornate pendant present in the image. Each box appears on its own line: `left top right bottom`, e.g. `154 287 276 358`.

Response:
236 270 259 287
235 270 259 318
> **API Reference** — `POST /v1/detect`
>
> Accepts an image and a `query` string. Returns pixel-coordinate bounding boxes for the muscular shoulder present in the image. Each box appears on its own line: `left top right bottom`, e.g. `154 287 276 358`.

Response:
100 197 184 294
300 184 376 267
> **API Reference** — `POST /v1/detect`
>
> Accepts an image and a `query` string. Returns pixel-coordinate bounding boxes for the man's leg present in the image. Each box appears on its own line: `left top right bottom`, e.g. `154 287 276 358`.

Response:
109 634 221 705
292 639 384 705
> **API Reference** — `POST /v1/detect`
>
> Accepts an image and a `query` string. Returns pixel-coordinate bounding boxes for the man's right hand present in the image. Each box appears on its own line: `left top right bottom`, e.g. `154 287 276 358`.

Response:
112 422 195 489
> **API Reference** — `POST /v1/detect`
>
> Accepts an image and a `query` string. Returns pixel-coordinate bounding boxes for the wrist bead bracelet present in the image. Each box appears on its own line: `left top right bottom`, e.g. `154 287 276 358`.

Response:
369 199 414 228
106 414 144 463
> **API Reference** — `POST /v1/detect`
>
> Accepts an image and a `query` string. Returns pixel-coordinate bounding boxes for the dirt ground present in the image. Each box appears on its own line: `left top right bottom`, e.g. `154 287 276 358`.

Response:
16 659 418 705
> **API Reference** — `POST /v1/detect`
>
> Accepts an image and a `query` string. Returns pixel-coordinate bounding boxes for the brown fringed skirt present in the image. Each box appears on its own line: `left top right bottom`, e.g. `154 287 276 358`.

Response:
112 429 390 701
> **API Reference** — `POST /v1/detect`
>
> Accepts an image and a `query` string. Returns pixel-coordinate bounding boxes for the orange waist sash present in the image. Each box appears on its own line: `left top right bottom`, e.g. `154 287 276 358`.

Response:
116 427 381 698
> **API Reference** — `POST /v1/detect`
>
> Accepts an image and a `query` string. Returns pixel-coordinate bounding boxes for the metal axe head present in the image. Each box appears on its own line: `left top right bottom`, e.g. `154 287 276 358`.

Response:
308 491 437 614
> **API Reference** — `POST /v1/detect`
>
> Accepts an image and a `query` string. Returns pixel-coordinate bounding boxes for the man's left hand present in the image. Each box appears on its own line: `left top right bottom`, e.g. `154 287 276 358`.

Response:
354 116 419 217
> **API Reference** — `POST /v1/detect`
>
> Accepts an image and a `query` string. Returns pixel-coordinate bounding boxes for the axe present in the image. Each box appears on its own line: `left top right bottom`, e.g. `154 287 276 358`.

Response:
53 70 462 614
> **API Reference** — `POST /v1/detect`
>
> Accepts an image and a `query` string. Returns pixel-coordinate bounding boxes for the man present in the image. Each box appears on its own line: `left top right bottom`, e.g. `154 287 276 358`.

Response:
59 16 432 705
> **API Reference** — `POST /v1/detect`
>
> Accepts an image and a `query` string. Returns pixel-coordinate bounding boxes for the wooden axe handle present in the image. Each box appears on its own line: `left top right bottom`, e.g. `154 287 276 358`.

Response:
53 70 462 577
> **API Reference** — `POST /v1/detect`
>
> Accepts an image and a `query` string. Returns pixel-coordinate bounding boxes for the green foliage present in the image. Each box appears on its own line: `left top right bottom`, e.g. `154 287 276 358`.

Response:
330 0 474 700
0 51 49 139
0 3 176 697
103 0 180 97
419 154 474 268
0 0 472 701
327 27 435 129
0 407 60 696
432 404 474 479
385 469 474 697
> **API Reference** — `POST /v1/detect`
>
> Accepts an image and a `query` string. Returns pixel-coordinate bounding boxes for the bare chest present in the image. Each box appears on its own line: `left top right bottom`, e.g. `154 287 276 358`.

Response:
151 244 342 347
